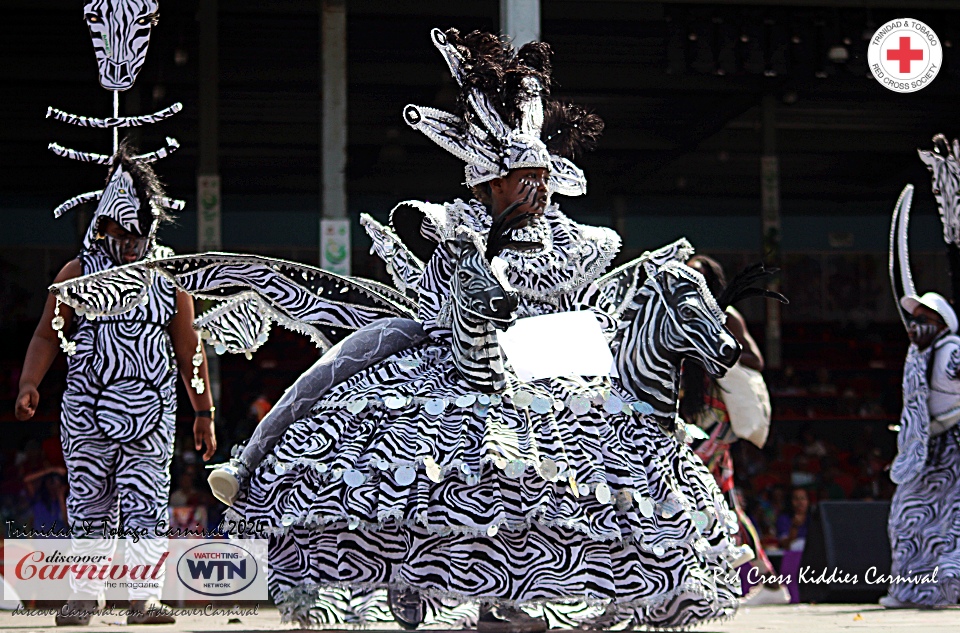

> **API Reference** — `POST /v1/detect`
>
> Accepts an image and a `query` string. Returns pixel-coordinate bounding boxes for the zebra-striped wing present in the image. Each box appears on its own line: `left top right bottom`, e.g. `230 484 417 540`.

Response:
359 213 425 301
51 252 416 355
51 261 154 317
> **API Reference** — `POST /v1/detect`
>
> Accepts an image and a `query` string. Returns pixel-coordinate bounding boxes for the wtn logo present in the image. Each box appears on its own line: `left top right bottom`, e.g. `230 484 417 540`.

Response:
185 558 247 581
176 543 260 597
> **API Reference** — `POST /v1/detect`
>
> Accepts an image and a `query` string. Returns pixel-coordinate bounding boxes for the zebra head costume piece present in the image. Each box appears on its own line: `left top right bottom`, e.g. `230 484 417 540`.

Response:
404 28 603 196
919 134 960 246
47 1 184 217
614 260 740 426
84 0 160 91
77 144 170 264
448 228 520 393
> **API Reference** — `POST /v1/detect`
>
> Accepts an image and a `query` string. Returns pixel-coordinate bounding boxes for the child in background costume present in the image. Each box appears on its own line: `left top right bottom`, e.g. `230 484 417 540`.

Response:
883 137 960 608
15 148 214 625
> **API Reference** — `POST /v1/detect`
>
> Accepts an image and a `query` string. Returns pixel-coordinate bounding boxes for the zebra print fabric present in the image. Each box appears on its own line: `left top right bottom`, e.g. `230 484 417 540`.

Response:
51 253 416 356
226 227 742 629
46 102 182 128
887 424 960 606
414 199 620 306
49 137 180 165
887 343 960 606
83 0 159 90
61 247 177 601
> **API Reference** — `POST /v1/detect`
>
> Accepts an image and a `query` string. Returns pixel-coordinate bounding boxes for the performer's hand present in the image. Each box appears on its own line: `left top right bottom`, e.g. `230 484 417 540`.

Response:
15 386 39 421
194 416 217 462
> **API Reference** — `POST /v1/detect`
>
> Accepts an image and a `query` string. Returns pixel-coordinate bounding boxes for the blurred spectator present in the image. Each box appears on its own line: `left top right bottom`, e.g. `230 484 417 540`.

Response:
810 368 838 396
169 465 212 508
41 422 65 468
249 392 272 423
777 488 811 551
28 471 67 531
800 426 828 458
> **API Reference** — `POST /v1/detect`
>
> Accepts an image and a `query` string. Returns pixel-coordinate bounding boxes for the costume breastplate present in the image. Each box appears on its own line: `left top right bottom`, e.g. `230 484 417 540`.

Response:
66 247 178 392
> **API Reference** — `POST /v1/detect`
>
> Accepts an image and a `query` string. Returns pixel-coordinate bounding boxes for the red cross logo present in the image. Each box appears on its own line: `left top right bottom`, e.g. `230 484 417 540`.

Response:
887 36 924 73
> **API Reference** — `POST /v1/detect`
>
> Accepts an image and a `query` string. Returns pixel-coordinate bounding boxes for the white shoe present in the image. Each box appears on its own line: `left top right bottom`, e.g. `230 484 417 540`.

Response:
740 584 790 606
730 544 756 568
208 465 241 506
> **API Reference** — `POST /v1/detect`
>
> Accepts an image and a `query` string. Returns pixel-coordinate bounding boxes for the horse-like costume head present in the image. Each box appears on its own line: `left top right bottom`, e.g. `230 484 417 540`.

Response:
84 0 160 90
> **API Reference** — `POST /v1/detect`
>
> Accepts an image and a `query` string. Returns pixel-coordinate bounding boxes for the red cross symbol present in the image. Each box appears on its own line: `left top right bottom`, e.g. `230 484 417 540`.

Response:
887 36 924 73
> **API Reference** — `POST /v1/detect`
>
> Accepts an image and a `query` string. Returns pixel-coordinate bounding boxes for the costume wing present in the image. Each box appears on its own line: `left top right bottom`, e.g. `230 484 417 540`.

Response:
889 185 917 331
51 252 416 355
360 213 426 302
593 238 695 320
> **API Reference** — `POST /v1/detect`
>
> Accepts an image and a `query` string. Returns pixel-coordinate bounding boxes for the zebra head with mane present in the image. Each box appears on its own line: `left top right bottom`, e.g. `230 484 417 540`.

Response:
448 230 519 393
614 260 740 425
83 0 160 91
919 134 960 247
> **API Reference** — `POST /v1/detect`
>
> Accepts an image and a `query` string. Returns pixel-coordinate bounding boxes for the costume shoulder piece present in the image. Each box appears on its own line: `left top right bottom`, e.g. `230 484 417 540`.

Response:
497 203 620 304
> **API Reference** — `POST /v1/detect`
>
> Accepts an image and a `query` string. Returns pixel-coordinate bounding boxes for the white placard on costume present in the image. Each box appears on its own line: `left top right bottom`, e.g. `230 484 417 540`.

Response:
497 311 616 382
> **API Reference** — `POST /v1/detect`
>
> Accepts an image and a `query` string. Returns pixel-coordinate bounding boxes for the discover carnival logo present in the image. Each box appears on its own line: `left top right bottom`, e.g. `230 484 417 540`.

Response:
3 539 268 601
868 18 942 93
176 542 258 597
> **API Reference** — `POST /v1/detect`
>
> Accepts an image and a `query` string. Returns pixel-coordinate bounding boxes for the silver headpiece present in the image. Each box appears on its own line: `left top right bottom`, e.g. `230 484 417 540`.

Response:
403 29 588 197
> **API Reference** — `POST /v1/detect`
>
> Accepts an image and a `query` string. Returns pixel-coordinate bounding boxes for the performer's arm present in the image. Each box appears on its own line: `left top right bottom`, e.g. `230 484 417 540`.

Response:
15 259 82 421
725 307 764 371
170 290 216 461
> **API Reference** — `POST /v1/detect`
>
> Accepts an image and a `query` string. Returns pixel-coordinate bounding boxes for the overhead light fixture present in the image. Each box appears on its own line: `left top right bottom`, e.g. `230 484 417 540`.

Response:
828 45 849 63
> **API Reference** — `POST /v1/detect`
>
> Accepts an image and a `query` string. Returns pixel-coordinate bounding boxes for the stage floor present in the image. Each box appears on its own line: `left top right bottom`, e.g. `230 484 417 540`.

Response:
1 604 958 632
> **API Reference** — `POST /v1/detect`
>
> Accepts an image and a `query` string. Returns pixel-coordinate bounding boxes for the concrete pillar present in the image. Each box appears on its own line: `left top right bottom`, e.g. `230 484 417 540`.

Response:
500 0 540 47
197 0 221 404
319 0 350 274
761 94 782 369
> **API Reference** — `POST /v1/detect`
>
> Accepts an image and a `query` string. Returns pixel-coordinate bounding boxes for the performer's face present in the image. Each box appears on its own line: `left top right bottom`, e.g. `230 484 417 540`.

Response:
490 168 549 227
98 218 151 264
908 305 947 349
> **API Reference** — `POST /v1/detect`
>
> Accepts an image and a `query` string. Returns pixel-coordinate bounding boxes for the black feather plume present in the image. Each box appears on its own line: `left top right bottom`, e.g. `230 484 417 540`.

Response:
716 262 789 309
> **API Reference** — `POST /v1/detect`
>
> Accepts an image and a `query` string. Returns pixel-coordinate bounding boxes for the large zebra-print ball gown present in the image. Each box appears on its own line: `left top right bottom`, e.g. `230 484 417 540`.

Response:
228 203 741 628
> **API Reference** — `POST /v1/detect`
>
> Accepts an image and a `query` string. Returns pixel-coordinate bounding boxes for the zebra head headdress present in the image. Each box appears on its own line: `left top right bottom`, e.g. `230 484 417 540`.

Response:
76 144 171 263
403 28 603 197
83 0 160 91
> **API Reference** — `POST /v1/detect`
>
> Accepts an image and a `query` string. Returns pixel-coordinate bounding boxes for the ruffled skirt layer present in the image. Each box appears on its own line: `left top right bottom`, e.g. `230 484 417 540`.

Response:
230 341 741 628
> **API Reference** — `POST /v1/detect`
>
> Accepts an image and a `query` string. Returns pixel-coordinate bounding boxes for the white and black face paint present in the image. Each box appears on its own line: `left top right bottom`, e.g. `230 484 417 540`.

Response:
908 318 944 349
87 164 156 264
84 0 159 90
100 231 152 265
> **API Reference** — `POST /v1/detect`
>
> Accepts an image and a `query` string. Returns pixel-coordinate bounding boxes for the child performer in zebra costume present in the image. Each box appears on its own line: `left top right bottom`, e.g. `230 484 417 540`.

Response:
882 136 960 608
15 146 214 625
210 28 744 631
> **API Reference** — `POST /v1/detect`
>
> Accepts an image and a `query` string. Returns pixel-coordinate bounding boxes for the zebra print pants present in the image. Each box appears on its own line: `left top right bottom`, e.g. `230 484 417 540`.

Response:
60 390 176 600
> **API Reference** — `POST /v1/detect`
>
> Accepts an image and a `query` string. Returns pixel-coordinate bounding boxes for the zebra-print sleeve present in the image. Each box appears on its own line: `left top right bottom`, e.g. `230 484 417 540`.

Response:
945 345 960 381
417 243 456 338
